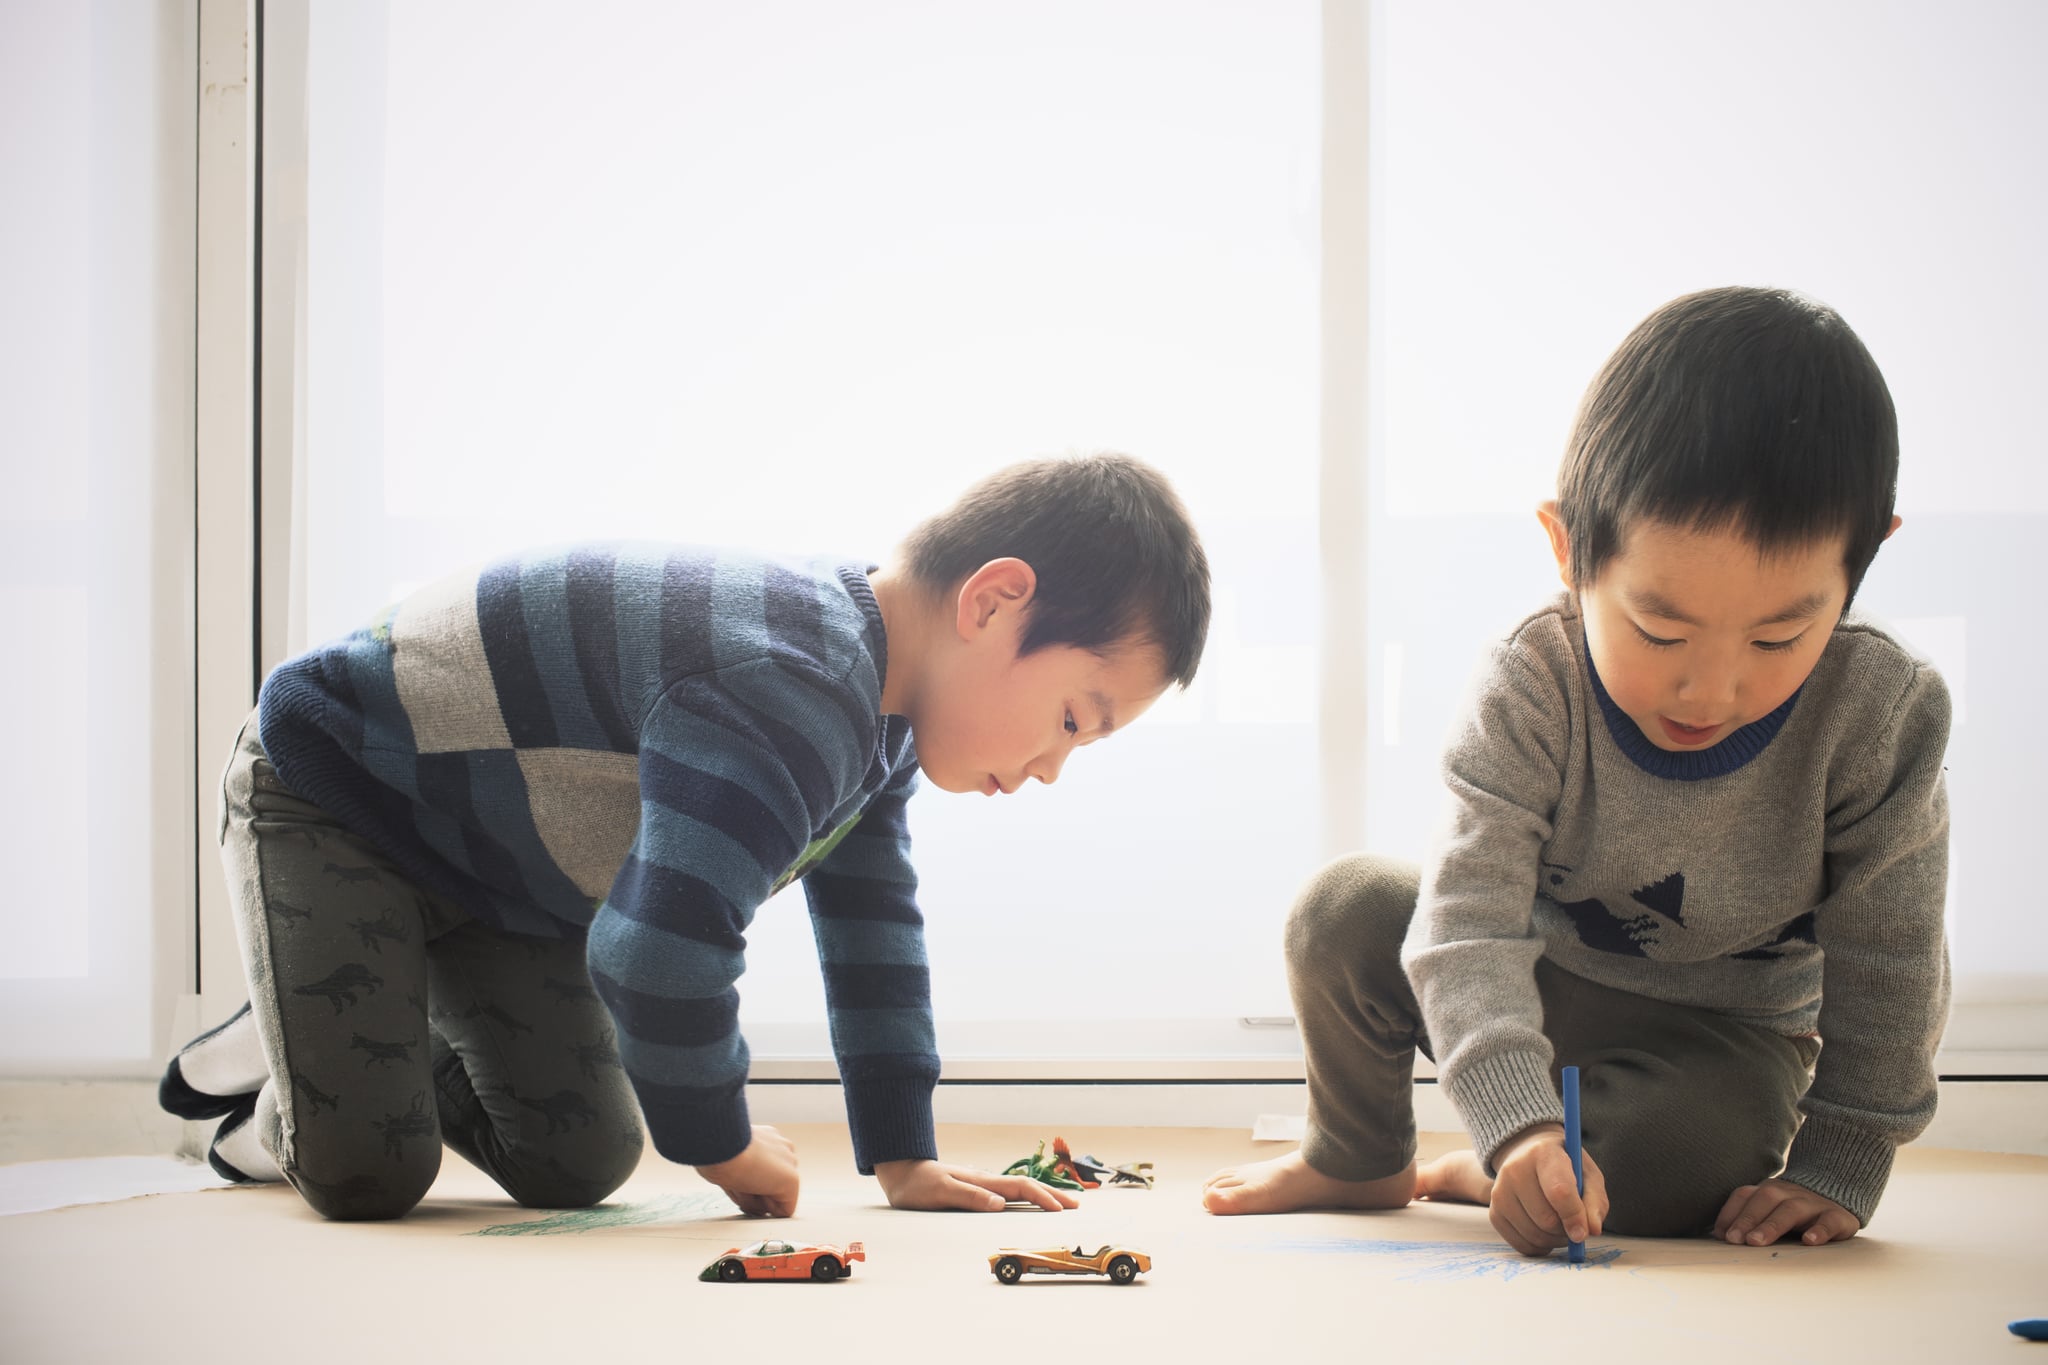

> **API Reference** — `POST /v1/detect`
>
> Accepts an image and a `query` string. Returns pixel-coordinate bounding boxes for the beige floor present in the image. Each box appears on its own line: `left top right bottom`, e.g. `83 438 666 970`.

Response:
1 1124 2044 1364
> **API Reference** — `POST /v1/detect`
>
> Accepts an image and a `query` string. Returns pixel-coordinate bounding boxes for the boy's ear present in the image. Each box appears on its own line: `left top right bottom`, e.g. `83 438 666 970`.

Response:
1884 514 1903 541
954 558 1037 639
1536 501 1574 589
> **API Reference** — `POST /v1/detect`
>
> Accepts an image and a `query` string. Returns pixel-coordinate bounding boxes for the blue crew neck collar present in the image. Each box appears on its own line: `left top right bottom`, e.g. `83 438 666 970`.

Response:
835 563 889 692
837 563 913 760
1585 643 1800 781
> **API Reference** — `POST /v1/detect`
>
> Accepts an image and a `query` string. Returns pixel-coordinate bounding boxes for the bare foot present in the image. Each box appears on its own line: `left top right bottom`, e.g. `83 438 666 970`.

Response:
1202 1149 1418 1215
1415 1148 1494 1205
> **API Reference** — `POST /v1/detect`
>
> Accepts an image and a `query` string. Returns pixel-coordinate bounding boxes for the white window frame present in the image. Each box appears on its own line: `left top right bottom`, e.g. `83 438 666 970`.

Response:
192 0 261 1040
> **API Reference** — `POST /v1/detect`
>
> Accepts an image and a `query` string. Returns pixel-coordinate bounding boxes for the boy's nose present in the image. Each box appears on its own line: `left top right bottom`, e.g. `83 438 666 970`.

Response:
1677 657 1742 707
1028 749 1069 786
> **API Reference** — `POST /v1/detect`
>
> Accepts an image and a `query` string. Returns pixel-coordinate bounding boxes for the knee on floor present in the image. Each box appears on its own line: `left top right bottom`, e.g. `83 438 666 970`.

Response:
495 1131 646 1210
287 1150 441 1221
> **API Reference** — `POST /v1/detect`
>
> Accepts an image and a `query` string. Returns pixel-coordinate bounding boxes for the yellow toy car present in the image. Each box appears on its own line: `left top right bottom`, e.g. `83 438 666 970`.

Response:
989 1245 1152 1285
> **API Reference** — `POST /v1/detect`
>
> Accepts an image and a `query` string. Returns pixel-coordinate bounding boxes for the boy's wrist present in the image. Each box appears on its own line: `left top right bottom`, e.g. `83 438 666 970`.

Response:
1494 1122 1565 1167
872 1158 938 1204
693 1147 750 1180
872 1157 930 1187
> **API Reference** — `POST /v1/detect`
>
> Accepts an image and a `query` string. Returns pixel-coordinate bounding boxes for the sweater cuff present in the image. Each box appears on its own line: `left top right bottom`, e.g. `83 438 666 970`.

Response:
844 1072 939 1175
641 1081 753 1169
1778 1111 1896 1227
1445 1050 1565 1175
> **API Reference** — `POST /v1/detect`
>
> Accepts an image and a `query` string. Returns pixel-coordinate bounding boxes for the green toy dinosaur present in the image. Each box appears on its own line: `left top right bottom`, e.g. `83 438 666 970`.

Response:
1002 1140 1086 1191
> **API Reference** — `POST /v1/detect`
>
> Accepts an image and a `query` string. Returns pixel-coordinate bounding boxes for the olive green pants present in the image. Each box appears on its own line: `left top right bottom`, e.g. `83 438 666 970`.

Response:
1290 854 1819 1237
217 714 644 1220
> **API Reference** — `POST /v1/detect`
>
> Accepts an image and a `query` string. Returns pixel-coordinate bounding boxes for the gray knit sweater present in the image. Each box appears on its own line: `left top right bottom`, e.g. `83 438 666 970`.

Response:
1402 594 1951 1225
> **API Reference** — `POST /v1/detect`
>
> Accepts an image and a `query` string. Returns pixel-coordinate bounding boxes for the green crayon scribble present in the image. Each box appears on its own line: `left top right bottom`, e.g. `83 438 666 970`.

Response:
472 1191 734 1236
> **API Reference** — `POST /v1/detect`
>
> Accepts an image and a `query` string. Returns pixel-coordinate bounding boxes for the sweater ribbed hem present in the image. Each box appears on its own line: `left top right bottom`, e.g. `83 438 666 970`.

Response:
1444 1050 1565 1175
843 1072 939 1175
1778 1112 1896 1227
258 673 365 825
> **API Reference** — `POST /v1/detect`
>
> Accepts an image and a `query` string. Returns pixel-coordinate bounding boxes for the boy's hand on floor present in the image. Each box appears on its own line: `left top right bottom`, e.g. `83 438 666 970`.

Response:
874 1158 1081 1212
1488 1123 1609 1257
1713 1178 1859 1246
695 1125 801 1217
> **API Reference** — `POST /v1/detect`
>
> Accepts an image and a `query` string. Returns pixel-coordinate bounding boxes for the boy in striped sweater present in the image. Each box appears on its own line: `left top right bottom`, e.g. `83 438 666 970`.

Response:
160 453 1210 1221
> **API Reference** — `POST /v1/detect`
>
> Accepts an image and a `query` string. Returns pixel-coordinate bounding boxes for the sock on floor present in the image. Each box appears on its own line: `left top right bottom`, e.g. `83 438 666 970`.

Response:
208 1095 283 1184
159 1002 267 1120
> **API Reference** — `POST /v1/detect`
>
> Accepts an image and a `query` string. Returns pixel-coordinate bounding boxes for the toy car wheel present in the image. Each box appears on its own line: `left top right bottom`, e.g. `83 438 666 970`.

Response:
717 1259 747 1282
811 1256 842 1281
1108 1255 1138 1284
994 1256 1024 1285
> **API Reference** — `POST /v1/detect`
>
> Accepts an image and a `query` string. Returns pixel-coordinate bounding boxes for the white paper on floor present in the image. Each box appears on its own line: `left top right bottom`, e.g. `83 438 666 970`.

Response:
1252 1112 1307 1142
0 1155 235 1216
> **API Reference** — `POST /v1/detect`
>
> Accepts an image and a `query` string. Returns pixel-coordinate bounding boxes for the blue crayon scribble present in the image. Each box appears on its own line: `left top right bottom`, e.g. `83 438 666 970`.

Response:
471 1191 735 1236
1244 1238 1623 1282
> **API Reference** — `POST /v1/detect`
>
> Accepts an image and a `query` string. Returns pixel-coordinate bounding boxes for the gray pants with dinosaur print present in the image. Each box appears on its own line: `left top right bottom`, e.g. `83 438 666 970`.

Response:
219 715 644 1220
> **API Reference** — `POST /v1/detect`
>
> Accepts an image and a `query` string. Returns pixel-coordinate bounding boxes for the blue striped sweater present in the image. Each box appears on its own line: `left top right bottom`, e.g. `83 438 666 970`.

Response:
256 544 938 1172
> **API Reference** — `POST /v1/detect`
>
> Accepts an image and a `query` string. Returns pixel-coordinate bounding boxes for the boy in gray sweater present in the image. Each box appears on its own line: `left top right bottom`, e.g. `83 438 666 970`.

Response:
1205 287 1950 1253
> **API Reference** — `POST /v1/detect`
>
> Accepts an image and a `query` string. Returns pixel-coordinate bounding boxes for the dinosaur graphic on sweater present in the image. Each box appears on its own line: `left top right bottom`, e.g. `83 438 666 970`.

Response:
1538 867 1687 958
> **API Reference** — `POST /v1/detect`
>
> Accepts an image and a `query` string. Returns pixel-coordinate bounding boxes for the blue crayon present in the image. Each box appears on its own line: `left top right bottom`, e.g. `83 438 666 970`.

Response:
2010 1319 2048 1341
1563 1065 1585 1264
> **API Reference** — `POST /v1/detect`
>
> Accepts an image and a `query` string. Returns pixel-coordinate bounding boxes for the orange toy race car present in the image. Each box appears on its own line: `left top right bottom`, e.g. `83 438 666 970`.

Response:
989 1245 1152 1285
699 1239 865 1282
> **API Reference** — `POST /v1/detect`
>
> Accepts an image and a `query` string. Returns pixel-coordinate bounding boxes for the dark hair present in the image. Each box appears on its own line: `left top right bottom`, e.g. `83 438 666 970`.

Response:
1558 286 1899 606
899 452 1211 687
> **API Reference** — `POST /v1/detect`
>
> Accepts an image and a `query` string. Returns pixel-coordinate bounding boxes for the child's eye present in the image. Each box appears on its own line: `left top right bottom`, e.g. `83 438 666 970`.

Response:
1064 710 1078 737
1754 633 1806 653
1632 623 1682 650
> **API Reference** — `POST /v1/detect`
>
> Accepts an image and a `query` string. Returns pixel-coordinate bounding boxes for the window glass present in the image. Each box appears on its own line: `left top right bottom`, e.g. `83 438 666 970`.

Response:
302 0 1320 1045
1366 0 2047 996
0 0 190 1069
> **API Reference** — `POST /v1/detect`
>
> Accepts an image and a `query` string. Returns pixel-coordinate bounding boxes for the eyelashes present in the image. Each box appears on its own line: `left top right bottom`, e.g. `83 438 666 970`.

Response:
1630 623 1807 653
1632 623 1681 650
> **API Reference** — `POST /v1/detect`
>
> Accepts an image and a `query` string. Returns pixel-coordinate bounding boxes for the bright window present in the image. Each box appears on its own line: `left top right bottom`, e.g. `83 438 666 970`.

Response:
1365 0 2048 1054
0 0 192 1073
296 0 1320 1058
277 0 2045 1074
